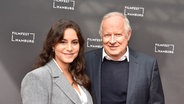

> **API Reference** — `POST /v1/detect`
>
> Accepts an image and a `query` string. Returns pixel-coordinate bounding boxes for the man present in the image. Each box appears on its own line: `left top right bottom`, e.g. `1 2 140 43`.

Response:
85 12 165 104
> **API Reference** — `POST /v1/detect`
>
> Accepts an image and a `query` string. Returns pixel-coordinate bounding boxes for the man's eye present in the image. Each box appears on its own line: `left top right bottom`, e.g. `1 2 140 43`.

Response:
114 34 122 37
104 34 111 37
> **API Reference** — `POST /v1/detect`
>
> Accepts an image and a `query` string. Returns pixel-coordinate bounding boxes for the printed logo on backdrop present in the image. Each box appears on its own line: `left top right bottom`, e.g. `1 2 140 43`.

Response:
11 31 35 43
87 38 102 48
53 0 75 10
155 43 174 54
124 6 144 17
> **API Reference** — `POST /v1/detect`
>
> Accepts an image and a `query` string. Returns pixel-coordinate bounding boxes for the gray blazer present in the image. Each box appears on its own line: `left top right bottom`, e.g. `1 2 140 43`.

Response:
85 48 164 104
21 59 93 104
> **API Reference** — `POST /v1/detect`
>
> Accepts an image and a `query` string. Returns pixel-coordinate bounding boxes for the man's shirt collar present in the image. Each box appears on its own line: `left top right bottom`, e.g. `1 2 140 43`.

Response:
102 47 129 62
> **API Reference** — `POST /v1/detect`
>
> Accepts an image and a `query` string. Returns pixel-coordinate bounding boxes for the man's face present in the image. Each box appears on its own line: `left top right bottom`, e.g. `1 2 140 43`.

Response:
101 15 131 60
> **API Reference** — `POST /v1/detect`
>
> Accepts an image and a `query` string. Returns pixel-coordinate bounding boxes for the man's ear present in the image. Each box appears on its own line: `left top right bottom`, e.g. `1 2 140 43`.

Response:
127 29 132 40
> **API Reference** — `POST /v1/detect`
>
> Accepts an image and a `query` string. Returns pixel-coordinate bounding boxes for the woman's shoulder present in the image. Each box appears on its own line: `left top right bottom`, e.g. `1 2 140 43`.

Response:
22 65 52 85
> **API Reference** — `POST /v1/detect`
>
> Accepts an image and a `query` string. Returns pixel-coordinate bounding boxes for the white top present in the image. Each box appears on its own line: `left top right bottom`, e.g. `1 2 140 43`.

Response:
74 84 88 104
53 59 88 104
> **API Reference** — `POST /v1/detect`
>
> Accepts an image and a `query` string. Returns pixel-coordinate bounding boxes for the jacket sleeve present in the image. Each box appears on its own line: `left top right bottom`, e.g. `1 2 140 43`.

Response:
21 71 49 104
149 60 165 104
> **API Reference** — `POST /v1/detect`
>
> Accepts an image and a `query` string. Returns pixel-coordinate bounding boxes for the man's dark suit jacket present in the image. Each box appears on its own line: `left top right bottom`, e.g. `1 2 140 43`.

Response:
85 48 164 104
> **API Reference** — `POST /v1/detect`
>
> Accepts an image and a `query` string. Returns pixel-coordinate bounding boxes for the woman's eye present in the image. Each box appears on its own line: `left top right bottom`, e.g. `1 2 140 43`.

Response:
60 40 67 44
72 41 79 45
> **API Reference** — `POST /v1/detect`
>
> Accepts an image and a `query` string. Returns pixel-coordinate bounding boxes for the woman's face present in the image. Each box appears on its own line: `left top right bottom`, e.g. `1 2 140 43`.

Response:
53 28 80 66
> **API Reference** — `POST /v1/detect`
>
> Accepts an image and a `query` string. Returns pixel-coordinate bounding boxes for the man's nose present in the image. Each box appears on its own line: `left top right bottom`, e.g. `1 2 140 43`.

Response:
109 35 116 44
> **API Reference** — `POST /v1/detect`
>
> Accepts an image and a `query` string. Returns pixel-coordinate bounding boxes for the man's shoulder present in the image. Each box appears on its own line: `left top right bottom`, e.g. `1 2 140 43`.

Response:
130 48 156 61
85 48 102 55
85 48 102 62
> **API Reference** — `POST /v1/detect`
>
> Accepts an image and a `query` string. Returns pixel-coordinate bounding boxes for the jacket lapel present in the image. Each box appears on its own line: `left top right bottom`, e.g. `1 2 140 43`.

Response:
93 49 103 104
47 60 81 104
126 49 139 103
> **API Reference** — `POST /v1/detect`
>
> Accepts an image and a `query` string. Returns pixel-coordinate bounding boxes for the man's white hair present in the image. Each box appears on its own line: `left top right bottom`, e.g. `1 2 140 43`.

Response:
99 12 131 36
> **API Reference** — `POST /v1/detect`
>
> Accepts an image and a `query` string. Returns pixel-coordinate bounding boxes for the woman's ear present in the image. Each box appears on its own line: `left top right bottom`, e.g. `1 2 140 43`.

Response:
52 47 55 52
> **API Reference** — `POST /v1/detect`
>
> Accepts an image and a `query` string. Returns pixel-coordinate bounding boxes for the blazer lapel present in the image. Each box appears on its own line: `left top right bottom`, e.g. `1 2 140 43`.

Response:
93 49 103 104
47 60 81 104
126 49 139 103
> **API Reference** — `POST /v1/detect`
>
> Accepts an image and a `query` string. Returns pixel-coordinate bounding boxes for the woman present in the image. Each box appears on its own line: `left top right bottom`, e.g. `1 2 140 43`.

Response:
21 19 93 104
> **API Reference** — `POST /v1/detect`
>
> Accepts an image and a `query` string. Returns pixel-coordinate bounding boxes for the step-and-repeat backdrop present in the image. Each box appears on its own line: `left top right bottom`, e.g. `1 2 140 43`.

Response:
0 0 184 104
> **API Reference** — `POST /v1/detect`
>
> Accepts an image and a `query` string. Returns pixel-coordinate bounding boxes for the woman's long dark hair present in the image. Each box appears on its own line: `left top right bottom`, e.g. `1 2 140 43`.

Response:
34 19 90 90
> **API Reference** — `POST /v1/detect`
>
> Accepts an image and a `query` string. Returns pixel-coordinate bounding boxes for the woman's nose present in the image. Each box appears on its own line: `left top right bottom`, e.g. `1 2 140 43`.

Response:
66 43 72 51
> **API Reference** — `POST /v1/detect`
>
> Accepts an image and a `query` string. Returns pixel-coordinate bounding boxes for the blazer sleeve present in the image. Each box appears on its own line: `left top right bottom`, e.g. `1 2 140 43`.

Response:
149 60 165 104
21 71 50 104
